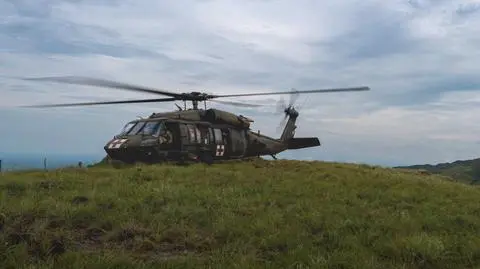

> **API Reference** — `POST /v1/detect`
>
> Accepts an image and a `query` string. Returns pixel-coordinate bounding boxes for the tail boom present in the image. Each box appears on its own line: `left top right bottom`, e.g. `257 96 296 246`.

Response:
286 137 321 149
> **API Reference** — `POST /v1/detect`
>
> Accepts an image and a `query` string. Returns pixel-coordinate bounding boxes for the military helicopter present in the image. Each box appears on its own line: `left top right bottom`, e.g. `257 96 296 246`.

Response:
21 76 370 164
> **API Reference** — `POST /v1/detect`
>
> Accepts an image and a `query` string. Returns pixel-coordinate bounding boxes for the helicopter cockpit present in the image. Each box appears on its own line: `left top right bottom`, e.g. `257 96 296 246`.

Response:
116 120 172 143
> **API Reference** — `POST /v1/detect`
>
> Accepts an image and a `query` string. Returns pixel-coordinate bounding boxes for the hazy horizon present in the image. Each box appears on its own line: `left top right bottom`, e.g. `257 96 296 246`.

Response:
0 151 103 171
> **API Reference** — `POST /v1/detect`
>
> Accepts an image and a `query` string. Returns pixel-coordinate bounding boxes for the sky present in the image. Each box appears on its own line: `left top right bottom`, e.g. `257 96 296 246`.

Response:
1 0 480 167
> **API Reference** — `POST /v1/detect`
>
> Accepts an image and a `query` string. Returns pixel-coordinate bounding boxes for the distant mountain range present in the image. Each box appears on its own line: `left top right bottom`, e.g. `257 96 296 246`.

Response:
396 158 480 184
0 152 103 171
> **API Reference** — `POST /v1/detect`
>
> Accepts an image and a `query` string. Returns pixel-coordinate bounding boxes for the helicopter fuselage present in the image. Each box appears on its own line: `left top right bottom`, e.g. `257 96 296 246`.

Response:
104 116 288 164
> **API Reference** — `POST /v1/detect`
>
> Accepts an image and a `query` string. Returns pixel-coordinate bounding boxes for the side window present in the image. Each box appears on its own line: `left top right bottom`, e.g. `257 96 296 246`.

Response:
213 128 223 144
198 125 209 144
142 121 160 136
221 129 228 144
195 126 202 143
186 124 204 143
208 128 214 144
187 124 196 143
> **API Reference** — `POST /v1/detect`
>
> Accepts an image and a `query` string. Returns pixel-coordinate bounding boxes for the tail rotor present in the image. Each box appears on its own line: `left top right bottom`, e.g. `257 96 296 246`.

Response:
276 88 300 133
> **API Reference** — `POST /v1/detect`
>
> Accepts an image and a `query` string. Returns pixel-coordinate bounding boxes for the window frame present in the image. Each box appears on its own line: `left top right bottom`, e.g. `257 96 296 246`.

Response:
213 128 224 144
118 122 135 136
126 121 146 135
186 124 199 143
141 121 163 136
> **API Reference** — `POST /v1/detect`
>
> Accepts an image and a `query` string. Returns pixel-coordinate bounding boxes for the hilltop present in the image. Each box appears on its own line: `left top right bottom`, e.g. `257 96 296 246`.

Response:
1 159 480 268
397 158 480 185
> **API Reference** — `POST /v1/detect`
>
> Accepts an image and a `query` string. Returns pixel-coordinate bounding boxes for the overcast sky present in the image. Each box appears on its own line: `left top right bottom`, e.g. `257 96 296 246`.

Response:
1 0 480 166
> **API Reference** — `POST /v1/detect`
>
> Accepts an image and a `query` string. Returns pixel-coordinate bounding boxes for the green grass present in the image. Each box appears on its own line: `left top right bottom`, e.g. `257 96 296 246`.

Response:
1 159 480 268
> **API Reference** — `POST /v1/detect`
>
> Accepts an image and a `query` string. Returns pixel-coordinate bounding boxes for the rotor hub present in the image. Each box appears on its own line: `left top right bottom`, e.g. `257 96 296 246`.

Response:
285 106 299 118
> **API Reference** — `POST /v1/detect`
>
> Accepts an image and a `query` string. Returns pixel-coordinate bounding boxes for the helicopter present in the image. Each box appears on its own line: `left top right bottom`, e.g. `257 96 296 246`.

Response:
20 76 370 165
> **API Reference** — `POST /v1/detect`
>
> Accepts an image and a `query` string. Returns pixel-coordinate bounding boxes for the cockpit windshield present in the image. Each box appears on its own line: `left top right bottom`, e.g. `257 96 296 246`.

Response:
117 122 135 136
117 120 166 136
126 121 146 135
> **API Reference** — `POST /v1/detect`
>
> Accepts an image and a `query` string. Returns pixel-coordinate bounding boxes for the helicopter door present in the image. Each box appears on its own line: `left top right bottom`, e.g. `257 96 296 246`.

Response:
228 128 247 157
197 124 211 145
185 124 202 144
212 128 227 158
178 124 189 145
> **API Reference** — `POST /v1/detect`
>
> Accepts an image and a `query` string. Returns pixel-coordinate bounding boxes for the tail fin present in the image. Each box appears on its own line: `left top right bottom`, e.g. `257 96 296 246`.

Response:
287 137 321 149
279 106 321 149
280 106 299 141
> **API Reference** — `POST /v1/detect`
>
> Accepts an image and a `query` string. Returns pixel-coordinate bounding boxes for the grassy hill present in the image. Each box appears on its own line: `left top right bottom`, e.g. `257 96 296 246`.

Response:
1 159 480 268
396 158 480 184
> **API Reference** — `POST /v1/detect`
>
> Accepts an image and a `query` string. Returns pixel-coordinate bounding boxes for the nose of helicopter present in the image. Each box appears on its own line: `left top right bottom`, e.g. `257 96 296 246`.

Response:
105 138 130 149
104 135 146 149
103 135 163 163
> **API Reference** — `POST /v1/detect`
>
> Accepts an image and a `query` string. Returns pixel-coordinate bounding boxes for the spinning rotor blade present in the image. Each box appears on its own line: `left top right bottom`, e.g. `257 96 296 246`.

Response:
276 88 301 114
18 75 370 110
288 88 300 107
276 97 286 113
209 99 261 107
21 76 183 98
210 86 370 98
22 97 177 108
276 113 288 133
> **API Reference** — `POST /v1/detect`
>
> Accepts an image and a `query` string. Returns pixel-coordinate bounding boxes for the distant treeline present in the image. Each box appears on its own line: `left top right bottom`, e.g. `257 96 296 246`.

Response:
397 158 480 184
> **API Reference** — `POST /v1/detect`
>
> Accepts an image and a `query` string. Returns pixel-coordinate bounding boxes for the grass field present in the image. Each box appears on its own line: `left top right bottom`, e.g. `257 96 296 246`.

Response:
1 159 480 268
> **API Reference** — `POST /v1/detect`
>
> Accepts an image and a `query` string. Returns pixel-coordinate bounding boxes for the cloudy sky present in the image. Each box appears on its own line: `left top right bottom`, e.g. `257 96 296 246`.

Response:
1 0 480 166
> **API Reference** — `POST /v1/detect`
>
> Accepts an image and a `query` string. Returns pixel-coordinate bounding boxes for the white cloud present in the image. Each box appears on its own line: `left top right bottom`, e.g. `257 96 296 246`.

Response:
1 0 480 166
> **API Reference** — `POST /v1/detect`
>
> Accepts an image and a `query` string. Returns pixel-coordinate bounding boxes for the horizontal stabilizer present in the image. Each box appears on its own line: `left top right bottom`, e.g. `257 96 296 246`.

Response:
287 137 321 150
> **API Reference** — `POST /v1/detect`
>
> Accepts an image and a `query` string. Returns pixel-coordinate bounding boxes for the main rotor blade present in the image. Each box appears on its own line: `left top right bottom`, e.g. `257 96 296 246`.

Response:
21 76 183 98
210 86 370 98
288 88 300 107
21 97 177 108
209 99 262 107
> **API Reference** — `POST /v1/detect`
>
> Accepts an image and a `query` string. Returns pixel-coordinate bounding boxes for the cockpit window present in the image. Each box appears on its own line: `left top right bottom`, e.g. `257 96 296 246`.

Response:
126 121 146 135
142 121 163 136
118 122 135 136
